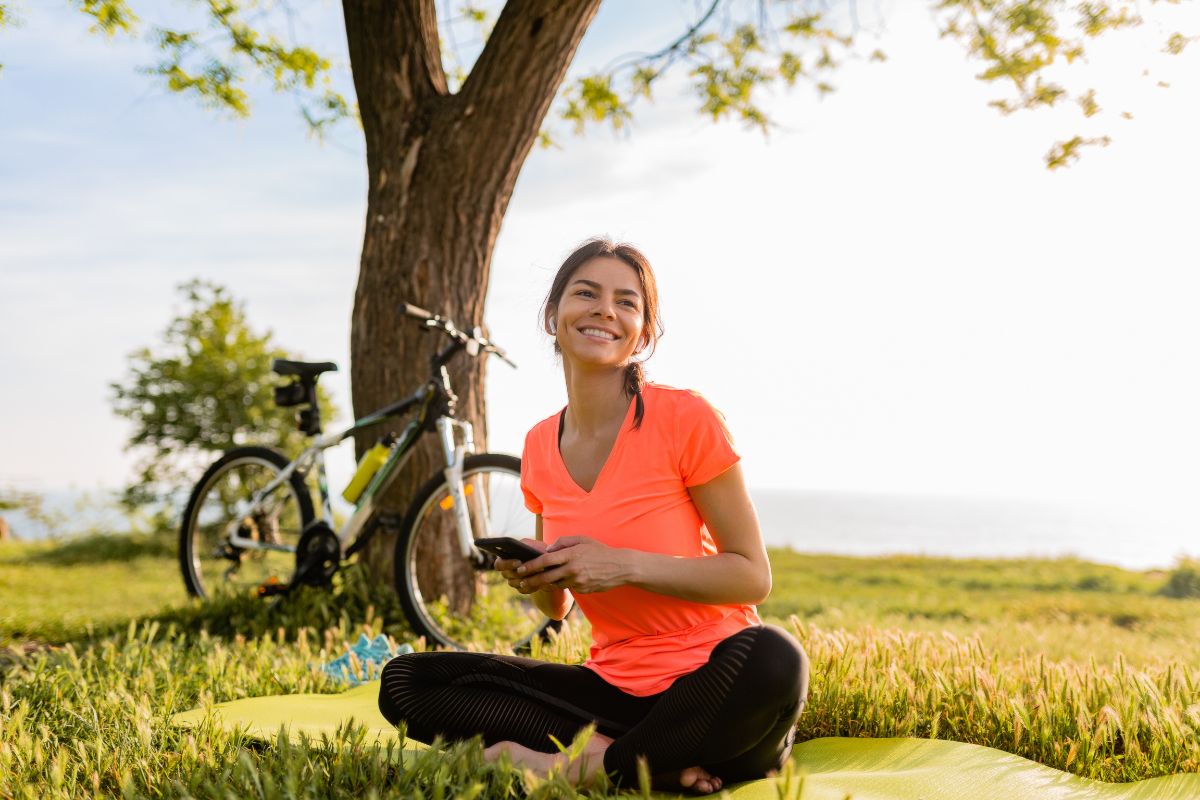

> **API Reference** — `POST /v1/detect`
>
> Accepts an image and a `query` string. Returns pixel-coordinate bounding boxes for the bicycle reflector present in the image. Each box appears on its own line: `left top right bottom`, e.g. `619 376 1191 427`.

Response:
438 483 475 511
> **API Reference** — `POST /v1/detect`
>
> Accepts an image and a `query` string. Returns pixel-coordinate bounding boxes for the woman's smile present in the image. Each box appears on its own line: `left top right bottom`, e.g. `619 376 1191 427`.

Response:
577 326 621 343
553 256 645 365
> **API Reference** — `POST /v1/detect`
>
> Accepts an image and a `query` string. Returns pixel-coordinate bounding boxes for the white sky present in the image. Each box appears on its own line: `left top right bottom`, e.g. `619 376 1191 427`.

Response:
1 1 1198 554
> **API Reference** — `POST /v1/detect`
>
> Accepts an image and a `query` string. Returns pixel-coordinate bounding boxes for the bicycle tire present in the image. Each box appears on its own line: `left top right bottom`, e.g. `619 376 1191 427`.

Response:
179 446 314 599
393 452 562 654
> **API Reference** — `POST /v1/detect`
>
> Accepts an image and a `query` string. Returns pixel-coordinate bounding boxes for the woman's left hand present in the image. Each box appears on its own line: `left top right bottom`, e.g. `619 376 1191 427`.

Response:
511 535 634 594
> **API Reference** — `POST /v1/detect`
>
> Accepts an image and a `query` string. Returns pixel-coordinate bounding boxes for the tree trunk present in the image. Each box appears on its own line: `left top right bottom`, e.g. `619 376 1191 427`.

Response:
341 0 601 611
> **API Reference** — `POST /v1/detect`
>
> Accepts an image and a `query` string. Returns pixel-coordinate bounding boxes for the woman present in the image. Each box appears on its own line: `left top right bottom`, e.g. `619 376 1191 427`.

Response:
378 238 809 794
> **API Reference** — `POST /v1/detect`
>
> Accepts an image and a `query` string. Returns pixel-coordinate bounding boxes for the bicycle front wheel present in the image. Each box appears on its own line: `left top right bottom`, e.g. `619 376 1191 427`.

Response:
394 453 561 654
179 446 314 599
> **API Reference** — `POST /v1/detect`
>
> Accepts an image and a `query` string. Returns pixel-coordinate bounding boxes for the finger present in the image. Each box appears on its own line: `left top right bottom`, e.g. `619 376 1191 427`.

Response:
497 560 525 579
509 574 538 594
546 540 579 553
522 566 568 591
517 551 564 576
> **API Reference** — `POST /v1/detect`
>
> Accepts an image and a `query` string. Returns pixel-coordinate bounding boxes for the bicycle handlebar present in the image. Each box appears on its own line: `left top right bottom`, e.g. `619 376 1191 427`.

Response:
401 302 517 368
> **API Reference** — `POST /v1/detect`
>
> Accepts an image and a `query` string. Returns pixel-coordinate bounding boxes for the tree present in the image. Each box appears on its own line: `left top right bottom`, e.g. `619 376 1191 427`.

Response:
5 0 1192 588
0 487 63 541
110 280 337 513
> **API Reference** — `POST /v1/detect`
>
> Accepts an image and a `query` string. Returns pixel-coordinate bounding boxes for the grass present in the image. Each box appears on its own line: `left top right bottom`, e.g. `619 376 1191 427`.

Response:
1 533 1198 798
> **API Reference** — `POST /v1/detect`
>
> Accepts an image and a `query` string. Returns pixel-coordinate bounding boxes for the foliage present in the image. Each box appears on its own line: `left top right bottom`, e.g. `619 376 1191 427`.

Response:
109 279 337 511
0 1 1183 165
2 539 1199 796
142 1 351 137
934 0 1193 167
0 488 65 539
53 0 353 138
557 5 859 137
1159 558 1200 599
73 0 137 37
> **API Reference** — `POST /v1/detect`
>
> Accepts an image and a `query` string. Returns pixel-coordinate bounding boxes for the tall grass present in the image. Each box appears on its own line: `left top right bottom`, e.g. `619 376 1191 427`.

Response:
1 535 1198 797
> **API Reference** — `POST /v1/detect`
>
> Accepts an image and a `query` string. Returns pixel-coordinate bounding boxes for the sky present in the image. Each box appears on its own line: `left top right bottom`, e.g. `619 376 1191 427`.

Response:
1 1 1198 560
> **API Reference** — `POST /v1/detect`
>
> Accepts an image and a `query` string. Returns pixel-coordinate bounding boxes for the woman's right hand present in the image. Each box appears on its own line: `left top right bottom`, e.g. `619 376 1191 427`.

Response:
495 538 551 594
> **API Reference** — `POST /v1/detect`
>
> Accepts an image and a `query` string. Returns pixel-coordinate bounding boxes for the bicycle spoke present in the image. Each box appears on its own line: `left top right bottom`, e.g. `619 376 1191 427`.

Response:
401 462 547 654
184 455 307 598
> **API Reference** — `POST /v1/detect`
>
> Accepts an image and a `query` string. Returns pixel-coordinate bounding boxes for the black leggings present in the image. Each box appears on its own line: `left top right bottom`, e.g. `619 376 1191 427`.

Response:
377 624 809 787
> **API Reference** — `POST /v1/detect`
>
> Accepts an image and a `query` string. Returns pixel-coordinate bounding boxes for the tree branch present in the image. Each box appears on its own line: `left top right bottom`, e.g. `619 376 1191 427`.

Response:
343 0 448 151
457 0 602 142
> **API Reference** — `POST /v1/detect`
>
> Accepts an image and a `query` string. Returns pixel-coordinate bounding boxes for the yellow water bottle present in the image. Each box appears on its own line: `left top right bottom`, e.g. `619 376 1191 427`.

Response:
342 435 394 504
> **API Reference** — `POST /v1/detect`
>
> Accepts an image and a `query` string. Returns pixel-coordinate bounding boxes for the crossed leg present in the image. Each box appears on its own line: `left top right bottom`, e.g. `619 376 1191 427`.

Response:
377 624 809 792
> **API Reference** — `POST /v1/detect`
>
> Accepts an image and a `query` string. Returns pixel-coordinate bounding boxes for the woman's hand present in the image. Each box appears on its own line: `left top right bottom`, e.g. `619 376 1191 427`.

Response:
510 535 634 594
494 539 552 595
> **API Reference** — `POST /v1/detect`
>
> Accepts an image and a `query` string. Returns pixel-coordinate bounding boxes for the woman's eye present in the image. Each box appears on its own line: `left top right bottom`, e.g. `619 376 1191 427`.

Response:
573 289 636 308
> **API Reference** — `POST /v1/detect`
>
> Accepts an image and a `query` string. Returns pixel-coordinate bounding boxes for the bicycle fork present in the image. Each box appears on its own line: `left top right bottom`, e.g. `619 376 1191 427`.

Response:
436 416 494 557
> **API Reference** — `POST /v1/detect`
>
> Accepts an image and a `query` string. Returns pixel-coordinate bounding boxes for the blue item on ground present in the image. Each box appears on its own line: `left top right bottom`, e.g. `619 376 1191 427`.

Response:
316 633 413 687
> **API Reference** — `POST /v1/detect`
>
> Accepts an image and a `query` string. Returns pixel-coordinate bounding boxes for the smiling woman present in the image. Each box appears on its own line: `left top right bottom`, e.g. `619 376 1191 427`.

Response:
376 238 809 795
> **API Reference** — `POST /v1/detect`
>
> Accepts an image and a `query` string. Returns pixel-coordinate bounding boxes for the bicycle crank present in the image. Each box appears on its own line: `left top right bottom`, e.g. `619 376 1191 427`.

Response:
291 521 341 589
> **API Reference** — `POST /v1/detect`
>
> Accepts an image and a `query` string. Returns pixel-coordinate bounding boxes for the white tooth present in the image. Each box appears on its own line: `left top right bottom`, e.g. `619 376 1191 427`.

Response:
582 328 616 340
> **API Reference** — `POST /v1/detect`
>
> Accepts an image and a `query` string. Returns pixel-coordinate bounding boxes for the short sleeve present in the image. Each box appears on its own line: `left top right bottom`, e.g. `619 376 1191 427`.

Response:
675 391 741 487
520 431 544 514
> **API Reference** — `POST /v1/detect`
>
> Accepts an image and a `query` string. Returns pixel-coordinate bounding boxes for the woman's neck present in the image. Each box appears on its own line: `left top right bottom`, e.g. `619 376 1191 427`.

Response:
561 360 633 438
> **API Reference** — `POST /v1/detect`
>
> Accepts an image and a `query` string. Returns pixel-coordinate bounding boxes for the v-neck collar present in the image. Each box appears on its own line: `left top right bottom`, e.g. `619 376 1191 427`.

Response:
555 392 639 496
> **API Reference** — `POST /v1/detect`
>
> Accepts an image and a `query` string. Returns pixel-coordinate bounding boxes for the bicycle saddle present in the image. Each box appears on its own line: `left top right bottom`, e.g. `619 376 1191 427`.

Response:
271 359 339 379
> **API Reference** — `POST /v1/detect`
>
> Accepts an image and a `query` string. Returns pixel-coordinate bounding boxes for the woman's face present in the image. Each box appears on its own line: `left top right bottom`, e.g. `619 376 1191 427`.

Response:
553 256 646 370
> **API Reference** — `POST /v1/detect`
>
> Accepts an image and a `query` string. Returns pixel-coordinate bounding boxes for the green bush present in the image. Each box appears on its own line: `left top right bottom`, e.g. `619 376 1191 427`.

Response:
1159 559 1200 599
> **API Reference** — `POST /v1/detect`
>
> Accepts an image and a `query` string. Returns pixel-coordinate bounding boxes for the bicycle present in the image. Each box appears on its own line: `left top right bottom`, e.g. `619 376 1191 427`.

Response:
178 302 562 654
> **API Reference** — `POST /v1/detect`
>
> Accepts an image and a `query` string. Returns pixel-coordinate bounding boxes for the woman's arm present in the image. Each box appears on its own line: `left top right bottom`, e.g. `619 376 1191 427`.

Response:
625 462 771 605
528 515 574 620
521 463 772 606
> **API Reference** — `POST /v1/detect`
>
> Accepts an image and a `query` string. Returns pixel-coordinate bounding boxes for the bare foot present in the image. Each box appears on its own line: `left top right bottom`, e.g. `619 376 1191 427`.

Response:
659 765 723 795
482 737 611 790
483 734 722 795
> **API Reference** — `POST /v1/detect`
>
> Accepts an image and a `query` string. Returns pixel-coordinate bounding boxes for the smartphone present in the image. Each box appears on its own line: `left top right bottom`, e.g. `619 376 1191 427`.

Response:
473 536 544 564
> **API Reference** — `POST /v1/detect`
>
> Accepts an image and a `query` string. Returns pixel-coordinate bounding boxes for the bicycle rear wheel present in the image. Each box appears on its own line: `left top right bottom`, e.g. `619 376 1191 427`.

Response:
179 446 314 599
394 453 561 654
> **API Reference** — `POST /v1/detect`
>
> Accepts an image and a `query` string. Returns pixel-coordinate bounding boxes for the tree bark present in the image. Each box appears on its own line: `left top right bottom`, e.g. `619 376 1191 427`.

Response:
341 0 602 609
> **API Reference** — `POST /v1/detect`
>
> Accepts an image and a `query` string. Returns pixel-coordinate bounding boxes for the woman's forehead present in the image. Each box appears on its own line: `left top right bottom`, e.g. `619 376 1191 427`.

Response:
572 257 642 294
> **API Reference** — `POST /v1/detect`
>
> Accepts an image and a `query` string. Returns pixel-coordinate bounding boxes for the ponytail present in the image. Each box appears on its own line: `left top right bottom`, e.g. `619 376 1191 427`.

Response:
626 361 646 430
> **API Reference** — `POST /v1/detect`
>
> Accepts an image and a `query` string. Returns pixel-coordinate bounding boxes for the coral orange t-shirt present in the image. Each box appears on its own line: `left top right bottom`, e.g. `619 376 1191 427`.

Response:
520 382 763 696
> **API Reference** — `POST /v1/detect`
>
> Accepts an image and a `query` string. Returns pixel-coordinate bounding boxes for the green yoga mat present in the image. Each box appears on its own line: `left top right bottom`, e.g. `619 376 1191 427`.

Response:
172 681 1199 799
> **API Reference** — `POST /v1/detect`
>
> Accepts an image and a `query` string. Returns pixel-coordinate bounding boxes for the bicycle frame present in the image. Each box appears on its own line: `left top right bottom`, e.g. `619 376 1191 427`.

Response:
225 369 492 560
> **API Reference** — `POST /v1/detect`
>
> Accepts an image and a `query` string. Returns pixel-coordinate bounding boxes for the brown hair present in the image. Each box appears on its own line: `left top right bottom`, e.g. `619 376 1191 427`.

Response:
540 237 664 429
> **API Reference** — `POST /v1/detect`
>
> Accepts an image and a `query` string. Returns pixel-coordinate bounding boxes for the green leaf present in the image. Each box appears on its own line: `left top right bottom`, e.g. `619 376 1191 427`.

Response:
72 0 138 38
559 73 632 134
1044 134 1110 170
1163 32 1196 55
110 280 339 510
